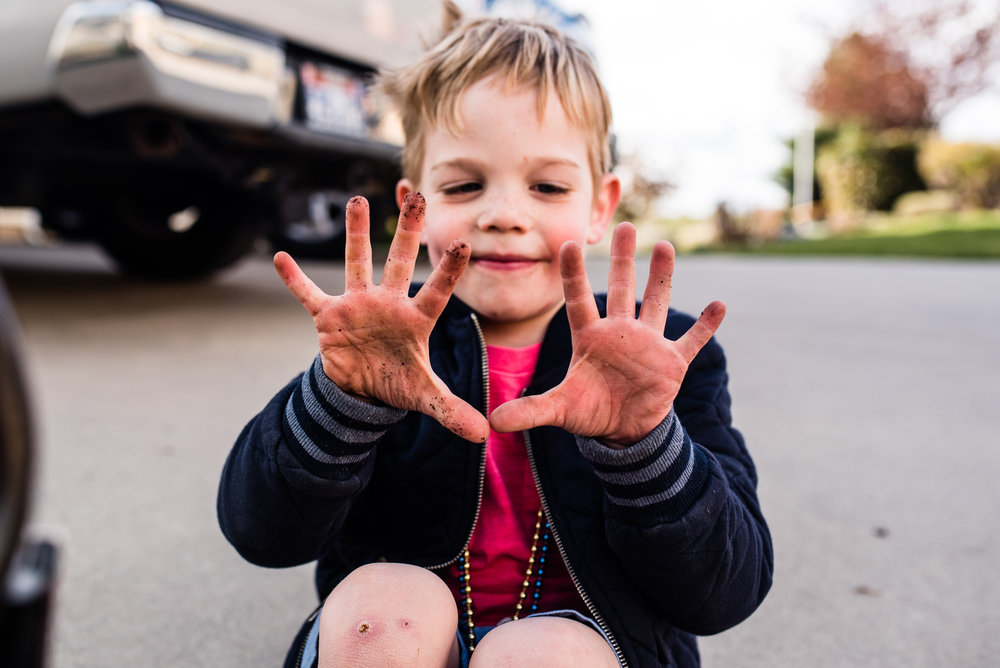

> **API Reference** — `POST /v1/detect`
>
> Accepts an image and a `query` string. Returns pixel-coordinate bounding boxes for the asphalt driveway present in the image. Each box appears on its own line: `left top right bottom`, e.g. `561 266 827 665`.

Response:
2 242 997 667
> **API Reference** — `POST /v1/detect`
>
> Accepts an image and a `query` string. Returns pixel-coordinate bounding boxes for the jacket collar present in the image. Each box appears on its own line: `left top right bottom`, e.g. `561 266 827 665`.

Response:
434 289 589 396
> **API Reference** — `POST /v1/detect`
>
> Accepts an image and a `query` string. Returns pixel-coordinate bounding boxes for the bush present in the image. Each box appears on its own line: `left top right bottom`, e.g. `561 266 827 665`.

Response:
918 137 1000 209
892 189 959 216
816 126 926 216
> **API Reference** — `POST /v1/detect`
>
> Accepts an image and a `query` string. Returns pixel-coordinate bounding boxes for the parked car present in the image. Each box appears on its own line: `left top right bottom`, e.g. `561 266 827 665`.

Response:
0 0 439 278
0 277 56 668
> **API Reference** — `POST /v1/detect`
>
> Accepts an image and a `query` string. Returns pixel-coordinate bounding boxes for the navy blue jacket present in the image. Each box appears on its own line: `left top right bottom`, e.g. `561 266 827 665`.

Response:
218 294 773 667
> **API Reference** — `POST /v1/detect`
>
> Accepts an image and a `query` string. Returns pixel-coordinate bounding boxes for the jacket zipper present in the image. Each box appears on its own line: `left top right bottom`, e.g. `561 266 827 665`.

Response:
525 424 629 667
294 605 322 667
427 314 628 666
425 312 490 572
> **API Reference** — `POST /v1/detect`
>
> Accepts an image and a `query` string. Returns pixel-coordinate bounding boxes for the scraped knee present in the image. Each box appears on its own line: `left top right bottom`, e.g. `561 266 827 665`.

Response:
318 563 458 667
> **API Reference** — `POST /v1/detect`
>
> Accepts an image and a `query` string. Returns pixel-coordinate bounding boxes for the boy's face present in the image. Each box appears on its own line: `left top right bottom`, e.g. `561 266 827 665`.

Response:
396 78 620 346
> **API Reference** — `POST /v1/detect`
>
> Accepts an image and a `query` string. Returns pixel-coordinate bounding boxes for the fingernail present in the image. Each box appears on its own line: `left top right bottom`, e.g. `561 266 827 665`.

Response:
446 239 469 256
403 192 426 218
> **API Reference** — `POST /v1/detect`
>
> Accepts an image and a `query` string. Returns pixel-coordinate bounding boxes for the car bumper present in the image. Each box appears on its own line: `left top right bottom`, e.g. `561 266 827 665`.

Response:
47 0 295 128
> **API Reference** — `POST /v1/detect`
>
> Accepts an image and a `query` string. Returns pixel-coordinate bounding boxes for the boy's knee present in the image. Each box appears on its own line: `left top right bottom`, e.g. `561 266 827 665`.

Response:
324 563 456 619
470 617 618 668
318 563 458 667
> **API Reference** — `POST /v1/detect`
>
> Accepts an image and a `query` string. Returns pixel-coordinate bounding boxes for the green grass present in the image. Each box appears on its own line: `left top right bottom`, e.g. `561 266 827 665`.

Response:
704 210 1000 259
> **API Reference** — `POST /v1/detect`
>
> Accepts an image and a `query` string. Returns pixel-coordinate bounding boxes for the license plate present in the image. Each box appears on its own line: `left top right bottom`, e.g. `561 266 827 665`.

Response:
299 61 370 137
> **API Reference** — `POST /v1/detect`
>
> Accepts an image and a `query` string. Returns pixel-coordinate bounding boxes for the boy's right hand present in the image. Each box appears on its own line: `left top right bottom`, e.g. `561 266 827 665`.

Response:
273 192 489 444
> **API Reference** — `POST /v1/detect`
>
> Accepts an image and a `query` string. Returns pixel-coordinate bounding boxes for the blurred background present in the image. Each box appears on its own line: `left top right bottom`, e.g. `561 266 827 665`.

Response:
561 0 1000 259
0 0 998 666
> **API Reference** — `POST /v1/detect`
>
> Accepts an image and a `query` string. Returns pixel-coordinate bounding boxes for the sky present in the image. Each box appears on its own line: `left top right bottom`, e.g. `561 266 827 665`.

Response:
550 0 1000 218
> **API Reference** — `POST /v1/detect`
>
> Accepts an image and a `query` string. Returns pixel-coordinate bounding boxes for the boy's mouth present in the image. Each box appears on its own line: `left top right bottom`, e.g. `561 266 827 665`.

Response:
471 253 542 271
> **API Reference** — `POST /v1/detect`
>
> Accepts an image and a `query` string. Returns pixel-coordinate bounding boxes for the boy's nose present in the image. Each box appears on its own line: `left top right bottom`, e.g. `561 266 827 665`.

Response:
476 195 529 233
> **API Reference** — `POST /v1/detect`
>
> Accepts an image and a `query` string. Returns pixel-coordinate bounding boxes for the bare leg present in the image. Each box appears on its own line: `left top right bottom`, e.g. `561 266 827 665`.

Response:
318 562 460 668
469 616 619 668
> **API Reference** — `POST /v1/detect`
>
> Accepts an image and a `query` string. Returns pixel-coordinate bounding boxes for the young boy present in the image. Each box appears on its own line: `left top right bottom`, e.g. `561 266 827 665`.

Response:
218 6 772 667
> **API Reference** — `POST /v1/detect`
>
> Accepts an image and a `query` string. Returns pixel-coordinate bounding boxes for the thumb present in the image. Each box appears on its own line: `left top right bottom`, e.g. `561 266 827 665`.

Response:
274 251 327 316
420 391 490 444
489 394 562 434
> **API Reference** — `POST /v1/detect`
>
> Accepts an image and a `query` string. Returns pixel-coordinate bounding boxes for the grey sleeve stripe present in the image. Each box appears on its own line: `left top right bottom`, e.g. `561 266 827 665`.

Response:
284 400 374 466
300 367 399 445
308 355 406 427
604 447 695 508
576 412 686 485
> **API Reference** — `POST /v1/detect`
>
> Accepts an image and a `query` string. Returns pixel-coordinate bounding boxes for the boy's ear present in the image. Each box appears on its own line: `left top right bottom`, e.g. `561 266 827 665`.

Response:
586 173 622 245
395 179 415 209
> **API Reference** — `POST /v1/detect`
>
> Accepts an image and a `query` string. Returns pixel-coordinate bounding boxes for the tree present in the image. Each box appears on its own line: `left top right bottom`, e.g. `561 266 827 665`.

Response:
806 32 932 130
798 1 999 215
613 153 674 224
807 0 1000 129
868 0 1000 119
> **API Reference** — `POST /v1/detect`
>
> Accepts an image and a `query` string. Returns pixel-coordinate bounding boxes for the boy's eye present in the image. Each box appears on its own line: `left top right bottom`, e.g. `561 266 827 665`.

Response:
533 183 569 196
442 182 482 196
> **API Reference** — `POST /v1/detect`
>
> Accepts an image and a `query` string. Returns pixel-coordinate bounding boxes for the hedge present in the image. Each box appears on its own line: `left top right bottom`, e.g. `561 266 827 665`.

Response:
816 126 925 215
918 137 1000 209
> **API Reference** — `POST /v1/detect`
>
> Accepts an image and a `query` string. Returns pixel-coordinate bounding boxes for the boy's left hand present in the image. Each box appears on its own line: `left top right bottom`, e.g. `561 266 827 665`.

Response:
489 223 725 448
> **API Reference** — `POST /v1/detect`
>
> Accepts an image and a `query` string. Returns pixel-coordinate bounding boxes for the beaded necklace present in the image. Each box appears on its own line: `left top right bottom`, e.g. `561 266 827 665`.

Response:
457 507 551 652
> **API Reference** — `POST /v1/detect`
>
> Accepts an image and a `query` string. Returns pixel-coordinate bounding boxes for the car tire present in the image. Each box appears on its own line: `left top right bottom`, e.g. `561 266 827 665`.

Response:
0 279 32 583
95 188 270 280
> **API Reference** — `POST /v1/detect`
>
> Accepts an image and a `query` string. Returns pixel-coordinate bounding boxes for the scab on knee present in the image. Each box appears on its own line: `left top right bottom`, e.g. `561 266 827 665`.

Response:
348 617 410 640
318 563 459 667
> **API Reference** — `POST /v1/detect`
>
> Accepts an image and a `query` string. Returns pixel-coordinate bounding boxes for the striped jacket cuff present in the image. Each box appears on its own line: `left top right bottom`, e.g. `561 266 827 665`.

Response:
282 355 406 476
576 409 709 523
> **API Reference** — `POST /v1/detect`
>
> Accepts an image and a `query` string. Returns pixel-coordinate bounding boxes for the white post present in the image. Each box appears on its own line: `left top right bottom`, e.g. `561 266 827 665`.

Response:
792 112 816 223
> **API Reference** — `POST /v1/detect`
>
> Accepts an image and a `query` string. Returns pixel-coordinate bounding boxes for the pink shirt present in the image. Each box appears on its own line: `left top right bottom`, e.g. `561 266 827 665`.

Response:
444 343 586 625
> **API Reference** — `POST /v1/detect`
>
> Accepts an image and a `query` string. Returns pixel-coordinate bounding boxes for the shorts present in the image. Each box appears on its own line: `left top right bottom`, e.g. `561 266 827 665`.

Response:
284 605 622 668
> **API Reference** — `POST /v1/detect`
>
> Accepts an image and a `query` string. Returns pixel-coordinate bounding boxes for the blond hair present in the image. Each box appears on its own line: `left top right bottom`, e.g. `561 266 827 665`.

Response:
377 2 613 192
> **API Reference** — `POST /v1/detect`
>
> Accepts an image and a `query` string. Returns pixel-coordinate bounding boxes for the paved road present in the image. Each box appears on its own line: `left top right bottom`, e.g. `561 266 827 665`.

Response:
2 241 998 667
